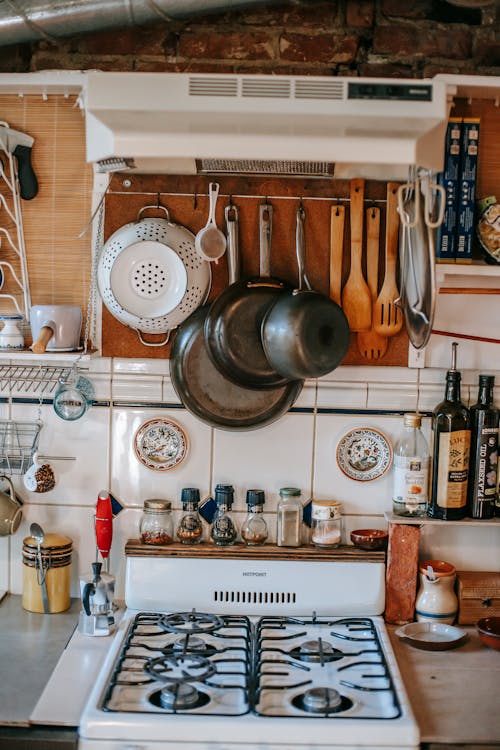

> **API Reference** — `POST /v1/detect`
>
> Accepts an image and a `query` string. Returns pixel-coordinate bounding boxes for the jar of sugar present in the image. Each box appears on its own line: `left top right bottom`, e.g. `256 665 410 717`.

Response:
311 500 343 548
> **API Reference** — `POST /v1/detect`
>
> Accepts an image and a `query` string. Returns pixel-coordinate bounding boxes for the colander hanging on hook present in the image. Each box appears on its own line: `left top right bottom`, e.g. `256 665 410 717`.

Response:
97 204 211 347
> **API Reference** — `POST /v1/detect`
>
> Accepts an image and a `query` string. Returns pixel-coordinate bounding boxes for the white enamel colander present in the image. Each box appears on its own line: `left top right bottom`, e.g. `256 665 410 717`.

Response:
97 205 211 346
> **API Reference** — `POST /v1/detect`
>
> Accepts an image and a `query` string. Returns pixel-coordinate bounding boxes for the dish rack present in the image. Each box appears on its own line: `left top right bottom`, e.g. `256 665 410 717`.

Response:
0 419 41 474
0 364 73 395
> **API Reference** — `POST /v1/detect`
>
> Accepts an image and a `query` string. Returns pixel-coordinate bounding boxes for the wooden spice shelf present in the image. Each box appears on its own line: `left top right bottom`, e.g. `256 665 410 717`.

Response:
384 512 500 527
125 540 385 562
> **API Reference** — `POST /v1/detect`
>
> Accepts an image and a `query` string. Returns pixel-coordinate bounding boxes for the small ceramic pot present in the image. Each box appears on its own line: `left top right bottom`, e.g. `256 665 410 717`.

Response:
0 315 24 350
415 559 458 625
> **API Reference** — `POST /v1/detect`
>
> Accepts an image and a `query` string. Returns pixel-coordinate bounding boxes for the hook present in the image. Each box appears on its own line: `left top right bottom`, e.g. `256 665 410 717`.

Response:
298 197 304 212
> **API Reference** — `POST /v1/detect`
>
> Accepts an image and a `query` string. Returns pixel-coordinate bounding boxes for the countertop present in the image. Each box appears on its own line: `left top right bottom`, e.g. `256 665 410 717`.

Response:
0 594 499 747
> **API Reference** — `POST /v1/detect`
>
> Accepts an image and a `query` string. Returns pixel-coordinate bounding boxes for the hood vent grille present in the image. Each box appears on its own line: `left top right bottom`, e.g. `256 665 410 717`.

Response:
242 78 291 98
214 589 297 605
295 79 344 100
188 75 344 102
197 158 335 177
188 76 238 97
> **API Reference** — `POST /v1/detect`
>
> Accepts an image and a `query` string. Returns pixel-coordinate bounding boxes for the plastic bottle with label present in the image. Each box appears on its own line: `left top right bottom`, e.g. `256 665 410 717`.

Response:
392 413 429 517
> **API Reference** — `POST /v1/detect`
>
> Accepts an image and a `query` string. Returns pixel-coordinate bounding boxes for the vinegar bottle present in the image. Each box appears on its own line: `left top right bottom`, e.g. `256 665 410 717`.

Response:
428 343 471 520
468 375 499 519
392 413 429 517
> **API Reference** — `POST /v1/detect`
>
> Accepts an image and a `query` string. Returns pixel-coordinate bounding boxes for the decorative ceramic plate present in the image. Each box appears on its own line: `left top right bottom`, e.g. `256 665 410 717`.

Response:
133 418 188 472
336 427 392 482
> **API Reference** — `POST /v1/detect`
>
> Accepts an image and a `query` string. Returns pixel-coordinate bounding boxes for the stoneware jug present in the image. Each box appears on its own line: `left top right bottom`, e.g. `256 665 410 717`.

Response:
0 475 23 536
415 559 458 625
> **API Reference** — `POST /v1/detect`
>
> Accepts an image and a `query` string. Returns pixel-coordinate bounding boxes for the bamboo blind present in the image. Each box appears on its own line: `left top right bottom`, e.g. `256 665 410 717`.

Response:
0 94 93 340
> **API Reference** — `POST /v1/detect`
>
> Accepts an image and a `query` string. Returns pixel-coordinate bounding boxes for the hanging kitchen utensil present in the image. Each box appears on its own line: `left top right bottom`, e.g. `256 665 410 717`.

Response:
30 304 82 353
261 206 350 380
23 452 55 493
95 490 113 561
204 202 293 389
329 204 345 306
194 182 227 262
373 183 403 337
357 207 389 360
397 171 440 349
97 205 211 346
342 179 372 332
170 202 303 431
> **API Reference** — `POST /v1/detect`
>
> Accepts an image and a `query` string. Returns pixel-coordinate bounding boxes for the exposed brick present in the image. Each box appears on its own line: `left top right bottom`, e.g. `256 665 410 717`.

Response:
346 0 375 28
134 60 234 73
381 0 434 19
472 30 500 67
373 25 472 59
422 62 475 77
178 31 276 61
30 54 135 71
385 523 420 625
280 3 340 28
359 61 414 78
0 44 31 73
76 26 174 56
280 33 359 64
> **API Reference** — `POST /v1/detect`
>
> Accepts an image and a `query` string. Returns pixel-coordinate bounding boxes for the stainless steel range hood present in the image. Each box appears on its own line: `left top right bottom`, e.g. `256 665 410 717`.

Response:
84 72 454 180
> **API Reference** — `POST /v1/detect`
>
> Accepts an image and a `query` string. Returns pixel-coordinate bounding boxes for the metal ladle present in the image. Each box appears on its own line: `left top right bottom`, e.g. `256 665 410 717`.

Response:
30 522 50 614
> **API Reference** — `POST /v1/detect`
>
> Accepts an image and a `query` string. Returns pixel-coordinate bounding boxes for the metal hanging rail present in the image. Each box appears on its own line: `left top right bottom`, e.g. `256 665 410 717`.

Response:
0 364 72 395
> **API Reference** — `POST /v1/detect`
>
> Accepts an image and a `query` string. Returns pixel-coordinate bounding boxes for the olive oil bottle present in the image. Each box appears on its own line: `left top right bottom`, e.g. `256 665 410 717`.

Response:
428 343 471 520
468 375 499 519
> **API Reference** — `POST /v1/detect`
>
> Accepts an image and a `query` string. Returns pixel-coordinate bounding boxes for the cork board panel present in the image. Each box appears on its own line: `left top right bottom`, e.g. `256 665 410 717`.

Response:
0 94 93 341
102 175 409 364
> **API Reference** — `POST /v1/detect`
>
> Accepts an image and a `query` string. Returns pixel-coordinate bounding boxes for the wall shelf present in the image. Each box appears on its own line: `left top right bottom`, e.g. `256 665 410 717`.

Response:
435 262 500 293
384 512 500 527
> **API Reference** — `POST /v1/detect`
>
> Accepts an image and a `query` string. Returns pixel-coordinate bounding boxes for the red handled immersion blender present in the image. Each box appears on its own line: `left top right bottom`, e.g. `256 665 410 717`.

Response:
95 490 113 571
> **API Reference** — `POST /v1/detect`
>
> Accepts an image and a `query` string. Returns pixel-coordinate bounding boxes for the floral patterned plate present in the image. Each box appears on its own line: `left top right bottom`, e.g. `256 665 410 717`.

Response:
134 418 188 472
336 427 392 482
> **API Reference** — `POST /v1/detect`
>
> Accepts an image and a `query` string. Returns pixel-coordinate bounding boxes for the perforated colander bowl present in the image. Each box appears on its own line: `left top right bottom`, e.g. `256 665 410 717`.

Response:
97 207 211 345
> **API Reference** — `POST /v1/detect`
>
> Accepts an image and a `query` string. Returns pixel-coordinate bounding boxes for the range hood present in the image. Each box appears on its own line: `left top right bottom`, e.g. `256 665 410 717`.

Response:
84 72 454 180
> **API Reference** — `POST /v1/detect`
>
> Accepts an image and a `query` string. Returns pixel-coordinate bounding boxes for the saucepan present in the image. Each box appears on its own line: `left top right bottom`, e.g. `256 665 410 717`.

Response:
261 206 350 379
30 305 82 353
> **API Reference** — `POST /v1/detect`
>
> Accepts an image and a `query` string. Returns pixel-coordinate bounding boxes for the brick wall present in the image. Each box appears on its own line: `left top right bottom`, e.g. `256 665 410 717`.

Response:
1 0 498 77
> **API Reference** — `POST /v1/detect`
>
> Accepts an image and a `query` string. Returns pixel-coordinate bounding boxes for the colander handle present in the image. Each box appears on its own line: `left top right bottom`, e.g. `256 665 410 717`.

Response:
137 330 171 347
136 204 171 222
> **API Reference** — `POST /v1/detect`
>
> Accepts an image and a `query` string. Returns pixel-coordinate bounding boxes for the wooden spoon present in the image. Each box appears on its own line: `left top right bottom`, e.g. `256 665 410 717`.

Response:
373 182 403 337
341 179 371 332
329 204 345 305
357 207 389 360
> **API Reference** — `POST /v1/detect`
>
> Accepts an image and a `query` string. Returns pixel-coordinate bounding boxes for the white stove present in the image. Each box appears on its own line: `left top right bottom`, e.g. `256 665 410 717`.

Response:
77 552 419 749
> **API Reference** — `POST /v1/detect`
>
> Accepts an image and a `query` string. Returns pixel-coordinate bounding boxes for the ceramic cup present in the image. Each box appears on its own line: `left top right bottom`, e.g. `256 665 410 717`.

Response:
0 315 24 350
0 475 23 536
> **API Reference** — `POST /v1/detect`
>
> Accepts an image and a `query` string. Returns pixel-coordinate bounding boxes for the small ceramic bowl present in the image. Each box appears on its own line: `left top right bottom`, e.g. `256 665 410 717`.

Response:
350 529 388 551
476 617 500 651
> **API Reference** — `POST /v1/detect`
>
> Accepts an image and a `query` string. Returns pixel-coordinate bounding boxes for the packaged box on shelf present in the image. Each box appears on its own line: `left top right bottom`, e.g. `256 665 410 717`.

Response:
435 118 462 264
456 570 500 625
456 118 480 264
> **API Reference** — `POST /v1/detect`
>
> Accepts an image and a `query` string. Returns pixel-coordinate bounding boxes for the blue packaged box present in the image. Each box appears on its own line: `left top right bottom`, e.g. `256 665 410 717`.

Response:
456 118 480 264
435 118 462 263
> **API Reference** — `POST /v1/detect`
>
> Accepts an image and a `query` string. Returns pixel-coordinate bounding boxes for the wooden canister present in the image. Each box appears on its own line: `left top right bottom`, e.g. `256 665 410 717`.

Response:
22 533 72 613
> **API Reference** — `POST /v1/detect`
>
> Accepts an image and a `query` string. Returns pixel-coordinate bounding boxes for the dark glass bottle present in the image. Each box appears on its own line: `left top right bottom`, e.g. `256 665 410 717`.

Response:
468 375 499 519
428 343 471 520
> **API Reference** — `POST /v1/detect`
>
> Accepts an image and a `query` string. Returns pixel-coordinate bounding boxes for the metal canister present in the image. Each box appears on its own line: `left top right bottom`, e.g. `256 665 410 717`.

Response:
22 533 72 613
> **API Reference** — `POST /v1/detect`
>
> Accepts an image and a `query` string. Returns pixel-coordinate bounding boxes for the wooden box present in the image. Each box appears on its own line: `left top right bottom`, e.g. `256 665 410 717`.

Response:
456 571 500 625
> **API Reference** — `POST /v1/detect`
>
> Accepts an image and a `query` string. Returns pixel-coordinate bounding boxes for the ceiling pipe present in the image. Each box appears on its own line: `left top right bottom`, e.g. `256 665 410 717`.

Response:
1 0 285 46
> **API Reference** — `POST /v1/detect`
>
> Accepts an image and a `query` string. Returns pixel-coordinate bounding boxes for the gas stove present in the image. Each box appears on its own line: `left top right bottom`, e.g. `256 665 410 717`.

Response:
78 549 419 749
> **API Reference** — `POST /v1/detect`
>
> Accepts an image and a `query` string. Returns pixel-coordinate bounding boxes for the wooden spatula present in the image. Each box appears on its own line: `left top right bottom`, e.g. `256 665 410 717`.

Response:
341 179 372 332
357 207 388 360
373 182 403 337
329 204 345 305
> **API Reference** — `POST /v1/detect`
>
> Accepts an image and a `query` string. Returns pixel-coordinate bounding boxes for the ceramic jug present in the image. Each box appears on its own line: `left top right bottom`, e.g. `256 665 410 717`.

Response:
415 559 458 625
0 475 23 535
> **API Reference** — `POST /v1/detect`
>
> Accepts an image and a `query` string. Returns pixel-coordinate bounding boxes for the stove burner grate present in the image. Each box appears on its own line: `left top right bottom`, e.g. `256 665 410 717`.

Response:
158 610 224 636
292 687 354 715
144 653 217 685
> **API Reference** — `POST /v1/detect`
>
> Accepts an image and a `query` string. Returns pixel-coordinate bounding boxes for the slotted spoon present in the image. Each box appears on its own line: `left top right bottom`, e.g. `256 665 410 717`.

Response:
357 207 388 360
373 182 403 337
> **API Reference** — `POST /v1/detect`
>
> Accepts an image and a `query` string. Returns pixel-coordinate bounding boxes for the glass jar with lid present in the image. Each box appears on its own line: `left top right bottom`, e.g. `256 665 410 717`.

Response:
177 488 203 545
277 487 303 547
139 499 173 545
311 500 342 548
211 484 238 546
241 489 268 546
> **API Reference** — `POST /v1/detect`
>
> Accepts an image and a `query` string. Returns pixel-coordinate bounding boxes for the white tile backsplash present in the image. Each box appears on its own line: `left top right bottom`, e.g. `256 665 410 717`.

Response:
1 355 497 601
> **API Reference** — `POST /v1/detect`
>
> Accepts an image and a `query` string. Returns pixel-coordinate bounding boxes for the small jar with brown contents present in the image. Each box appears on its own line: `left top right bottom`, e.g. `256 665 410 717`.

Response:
177 488 203 545
139 499 173 545
241 489 268 546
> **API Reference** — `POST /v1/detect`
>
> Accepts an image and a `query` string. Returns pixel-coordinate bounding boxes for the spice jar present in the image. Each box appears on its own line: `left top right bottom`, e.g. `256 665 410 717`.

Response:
311 500 343 548
177 488 203 545
277 487 303 547
211 484 237 546
22 533 72 613
140 499 173 545
241 489 268 546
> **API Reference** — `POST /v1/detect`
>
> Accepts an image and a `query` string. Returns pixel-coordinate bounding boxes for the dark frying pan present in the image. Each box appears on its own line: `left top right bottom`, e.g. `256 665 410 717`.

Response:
261 207 350 379
204 203 293 389
169 203 303 431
